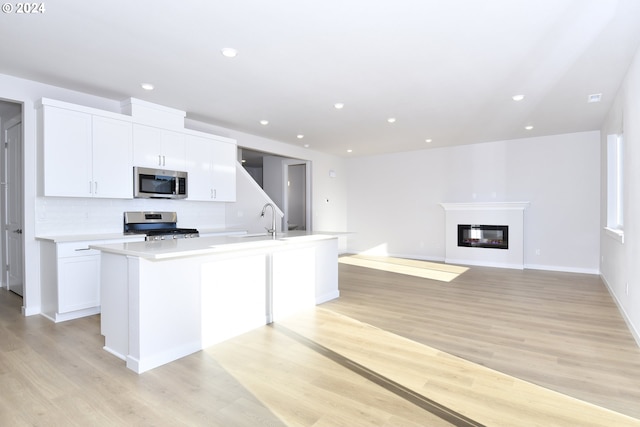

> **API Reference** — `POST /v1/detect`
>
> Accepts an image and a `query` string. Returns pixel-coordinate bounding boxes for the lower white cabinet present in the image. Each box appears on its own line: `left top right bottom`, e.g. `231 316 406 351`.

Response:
201 253 268 347
58 249 101 314
40 237 143 322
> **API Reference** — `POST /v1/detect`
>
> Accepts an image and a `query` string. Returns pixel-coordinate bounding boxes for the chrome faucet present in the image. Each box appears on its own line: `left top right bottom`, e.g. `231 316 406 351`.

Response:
261 203 277 236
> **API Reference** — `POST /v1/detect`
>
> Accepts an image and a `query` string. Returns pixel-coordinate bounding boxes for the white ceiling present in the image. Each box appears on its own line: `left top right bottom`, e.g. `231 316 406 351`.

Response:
2 0 640 157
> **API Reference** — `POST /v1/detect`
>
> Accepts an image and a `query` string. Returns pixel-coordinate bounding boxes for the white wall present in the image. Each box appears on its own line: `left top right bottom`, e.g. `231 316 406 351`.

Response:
0 72 348 316
263 155 286 212
185 119 349 234
346 131 601 274
600 45 640 344
225 164 284 235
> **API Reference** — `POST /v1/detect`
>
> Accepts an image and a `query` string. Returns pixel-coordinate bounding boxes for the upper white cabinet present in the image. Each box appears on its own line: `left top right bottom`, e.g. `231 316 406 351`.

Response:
40 103 133 199
39 98 236 202
92 116 134 198
133 124 186 171
186 134 236 202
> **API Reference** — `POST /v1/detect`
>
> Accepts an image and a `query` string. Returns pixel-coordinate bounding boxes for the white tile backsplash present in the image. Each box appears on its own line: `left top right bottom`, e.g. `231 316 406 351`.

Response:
36 196 226 236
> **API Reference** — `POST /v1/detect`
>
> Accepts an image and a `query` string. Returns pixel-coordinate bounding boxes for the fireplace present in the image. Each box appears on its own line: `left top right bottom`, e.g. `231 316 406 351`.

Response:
441 202 529 269
458 224 508 249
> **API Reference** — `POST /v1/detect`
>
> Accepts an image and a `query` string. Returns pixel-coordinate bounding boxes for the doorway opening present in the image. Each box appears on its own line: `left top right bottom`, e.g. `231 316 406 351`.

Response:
239 148 311 232
1 100 24 298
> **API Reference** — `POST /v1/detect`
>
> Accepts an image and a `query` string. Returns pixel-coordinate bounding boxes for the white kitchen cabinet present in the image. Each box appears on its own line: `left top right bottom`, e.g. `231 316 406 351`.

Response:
271 245 316 321
40 104 133 198
40 240 102 322
201 253 267 347
92 116 134 198
40 236 144 323
133 124 186 171
58 247 101 313
185 133 236 201
41 106 92 197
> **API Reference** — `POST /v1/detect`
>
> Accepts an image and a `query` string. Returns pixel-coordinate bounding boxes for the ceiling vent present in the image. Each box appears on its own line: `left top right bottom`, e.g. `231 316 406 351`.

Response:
587 93 602 103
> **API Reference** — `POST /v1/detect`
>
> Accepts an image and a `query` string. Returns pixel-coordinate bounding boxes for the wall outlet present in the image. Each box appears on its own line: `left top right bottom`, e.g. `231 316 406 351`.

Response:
535 249 541 256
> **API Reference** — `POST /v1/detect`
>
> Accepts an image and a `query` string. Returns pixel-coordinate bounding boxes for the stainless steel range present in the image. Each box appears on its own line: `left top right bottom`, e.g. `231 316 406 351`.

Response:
124 211 199 241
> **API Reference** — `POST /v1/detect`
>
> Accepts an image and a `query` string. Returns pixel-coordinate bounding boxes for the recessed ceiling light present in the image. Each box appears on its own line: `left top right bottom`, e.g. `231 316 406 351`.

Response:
425 139 433 143
259 120 269 125
512 94 525 101
141 83 154 91
303 144 310 148
241 159 246 163
347 149 353 153
334 103 344 109
221 48 238 58
387 117 396 123
297 134 304 139
525 125 534 130
588 93 602 103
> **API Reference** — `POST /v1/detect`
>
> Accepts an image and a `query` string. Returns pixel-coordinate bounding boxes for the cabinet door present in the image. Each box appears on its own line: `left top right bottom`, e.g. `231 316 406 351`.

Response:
272 247 316 321
92 116 133 199
58 255 101 313
161 130 186 171
133 124 186 170
42 106 93 197
185 134 214 201
201 254 267 347
210 139 237 202
133 124 163 168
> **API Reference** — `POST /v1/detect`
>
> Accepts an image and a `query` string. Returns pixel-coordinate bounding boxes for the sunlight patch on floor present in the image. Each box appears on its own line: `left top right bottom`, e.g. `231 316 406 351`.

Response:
339 255 468 283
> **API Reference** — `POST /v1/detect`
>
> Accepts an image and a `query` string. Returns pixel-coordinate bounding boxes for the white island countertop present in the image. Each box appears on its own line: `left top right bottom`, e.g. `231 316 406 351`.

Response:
36 228 247 243
90 231 345 260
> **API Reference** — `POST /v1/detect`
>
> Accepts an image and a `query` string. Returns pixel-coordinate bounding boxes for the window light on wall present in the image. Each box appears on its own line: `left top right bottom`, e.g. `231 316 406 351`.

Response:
605 133 624 243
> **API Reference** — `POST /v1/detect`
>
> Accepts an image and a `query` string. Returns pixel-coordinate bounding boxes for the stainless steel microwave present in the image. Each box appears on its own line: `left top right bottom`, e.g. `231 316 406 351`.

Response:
133 166 188 199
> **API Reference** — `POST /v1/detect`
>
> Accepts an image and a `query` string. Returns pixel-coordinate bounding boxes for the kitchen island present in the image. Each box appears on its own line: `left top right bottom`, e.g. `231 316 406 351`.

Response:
91 232 339 373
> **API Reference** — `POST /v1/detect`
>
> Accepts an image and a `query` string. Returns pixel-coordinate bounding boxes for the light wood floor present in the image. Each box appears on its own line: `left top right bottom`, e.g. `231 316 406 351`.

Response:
326 256 640 419
1 257 640 426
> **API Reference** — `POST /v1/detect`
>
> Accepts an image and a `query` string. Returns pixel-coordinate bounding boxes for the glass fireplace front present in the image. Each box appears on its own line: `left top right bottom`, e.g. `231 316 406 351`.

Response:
457 224 508 249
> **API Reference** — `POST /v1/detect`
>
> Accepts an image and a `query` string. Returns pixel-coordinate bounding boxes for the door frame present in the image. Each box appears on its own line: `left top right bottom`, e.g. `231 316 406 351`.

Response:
282 159 311 232
1 103 24 294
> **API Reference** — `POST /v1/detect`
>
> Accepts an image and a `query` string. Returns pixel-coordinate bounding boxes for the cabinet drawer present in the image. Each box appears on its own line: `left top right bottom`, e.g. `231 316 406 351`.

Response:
56 236 144 258
57 242 101 258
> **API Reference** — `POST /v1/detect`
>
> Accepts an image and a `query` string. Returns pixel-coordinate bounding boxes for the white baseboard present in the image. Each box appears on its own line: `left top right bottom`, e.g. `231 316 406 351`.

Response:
24 305 41 316
127 341 202 374
600 274 640 348
103 345 126 361
524 263 600 275
316 290 340 304
446 257 523 270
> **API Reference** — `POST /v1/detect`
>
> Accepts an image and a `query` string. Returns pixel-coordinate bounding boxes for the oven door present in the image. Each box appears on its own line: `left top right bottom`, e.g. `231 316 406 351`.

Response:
134 167 187 199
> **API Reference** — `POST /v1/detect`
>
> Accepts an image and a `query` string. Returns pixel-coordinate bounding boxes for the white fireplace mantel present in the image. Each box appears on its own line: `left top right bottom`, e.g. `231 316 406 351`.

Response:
440 201 530 269
440 202 530 211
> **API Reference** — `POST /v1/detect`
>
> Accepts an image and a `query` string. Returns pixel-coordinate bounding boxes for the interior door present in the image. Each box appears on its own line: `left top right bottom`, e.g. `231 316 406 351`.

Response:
286 163 307 230
5 121 23 296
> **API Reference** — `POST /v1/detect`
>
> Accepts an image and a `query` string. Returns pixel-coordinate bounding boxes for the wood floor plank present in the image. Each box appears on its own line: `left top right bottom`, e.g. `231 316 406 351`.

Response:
277 307 640 427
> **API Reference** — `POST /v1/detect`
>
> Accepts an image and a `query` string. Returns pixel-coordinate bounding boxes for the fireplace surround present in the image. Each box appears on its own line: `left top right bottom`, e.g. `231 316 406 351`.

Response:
440 202 529 269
